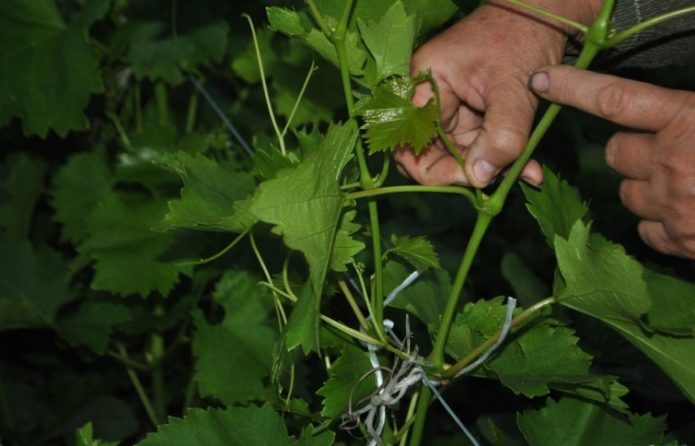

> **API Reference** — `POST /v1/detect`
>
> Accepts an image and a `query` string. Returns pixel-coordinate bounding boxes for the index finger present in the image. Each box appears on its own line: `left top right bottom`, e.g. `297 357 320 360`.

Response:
529 65 687 132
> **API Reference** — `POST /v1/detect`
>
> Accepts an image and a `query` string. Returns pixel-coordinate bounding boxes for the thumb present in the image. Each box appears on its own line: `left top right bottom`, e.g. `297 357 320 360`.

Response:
528 65 681 132
464 80 537 187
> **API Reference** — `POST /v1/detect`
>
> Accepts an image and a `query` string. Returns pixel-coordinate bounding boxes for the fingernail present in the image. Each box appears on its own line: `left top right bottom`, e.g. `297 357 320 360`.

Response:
529 71 550 93
474 160 497 184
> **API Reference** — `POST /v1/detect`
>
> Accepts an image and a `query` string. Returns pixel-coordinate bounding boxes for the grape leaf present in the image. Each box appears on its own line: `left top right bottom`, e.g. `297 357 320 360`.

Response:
357 1 416 83
128 22 229 85
159 152 256 233
517 397 666 446
555 221 695 402
354 76 438 154
487 324 592 397
240 122 357 352
388 234 441 271
58 300 131 354
79 192 186 297
0 153 46 239
447 298 598 398
330 210 365 272
0 0 107 136
193 271 276 405
52 151 112 243
521 167 589 245
137 405 292 446
253 146 299 181
317 349 375 418
0 239 73 330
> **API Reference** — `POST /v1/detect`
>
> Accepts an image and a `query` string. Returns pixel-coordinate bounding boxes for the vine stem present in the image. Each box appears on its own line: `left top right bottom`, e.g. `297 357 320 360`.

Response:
175 227 251 267
346 185 478 209
117 344 160 426
332 0 387 341
409 3 613 444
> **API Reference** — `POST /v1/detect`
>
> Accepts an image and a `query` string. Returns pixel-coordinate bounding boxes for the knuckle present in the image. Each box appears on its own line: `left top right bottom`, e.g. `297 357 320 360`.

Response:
596 82 629 120
605 134 621 168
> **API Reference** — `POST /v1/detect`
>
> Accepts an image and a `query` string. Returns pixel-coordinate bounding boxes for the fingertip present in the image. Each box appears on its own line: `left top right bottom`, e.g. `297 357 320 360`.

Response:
464 158 498 188
529 70 551 95
521 160 543 187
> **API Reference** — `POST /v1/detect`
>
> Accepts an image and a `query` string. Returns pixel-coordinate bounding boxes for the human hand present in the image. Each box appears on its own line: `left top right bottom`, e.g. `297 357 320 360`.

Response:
394 0 600 187
530 66 695 259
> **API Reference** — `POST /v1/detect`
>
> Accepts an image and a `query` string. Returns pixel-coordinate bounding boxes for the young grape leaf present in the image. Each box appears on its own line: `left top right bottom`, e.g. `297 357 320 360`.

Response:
354 76 438 154
128 22 229 85
0 0 108 137
0 153 46 239
447 298 598 398
383 260 450 329
253 146 299 181
57 300 131 354
517 397 666 446
239 122 357 352
388 234 441 271
555 221 695 402
52 151 112 243
317 349 375 418
330 210 365 272
0 239 73 330
308 0 457 37
267 8 366 76
357 1 416 83
159 152 256 233
79 192 187 297
137 405 292 446
193 271 276 405
521 167 589 245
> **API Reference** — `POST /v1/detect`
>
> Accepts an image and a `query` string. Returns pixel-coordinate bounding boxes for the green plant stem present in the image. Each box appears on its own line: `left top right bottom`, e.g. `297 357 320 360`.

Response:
372 155 391 188
243 14 286 155
154 82 169 126
346 184 478 208
108 350 149 371
605 5 695 48
148 308 167 423
107 112 131 149
282 61 316 136
305 0 332 36
430 214 493 367
336 275 371 332
409 385 431 445
185 89 198 134
436 125 466 171
443 297 556 378
332 0 387 342
398 391 420 446
409 3 614 443
182 371 196 415
134 84 143 132
118 344 160 426
176 227 251 267
501 0 589 34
